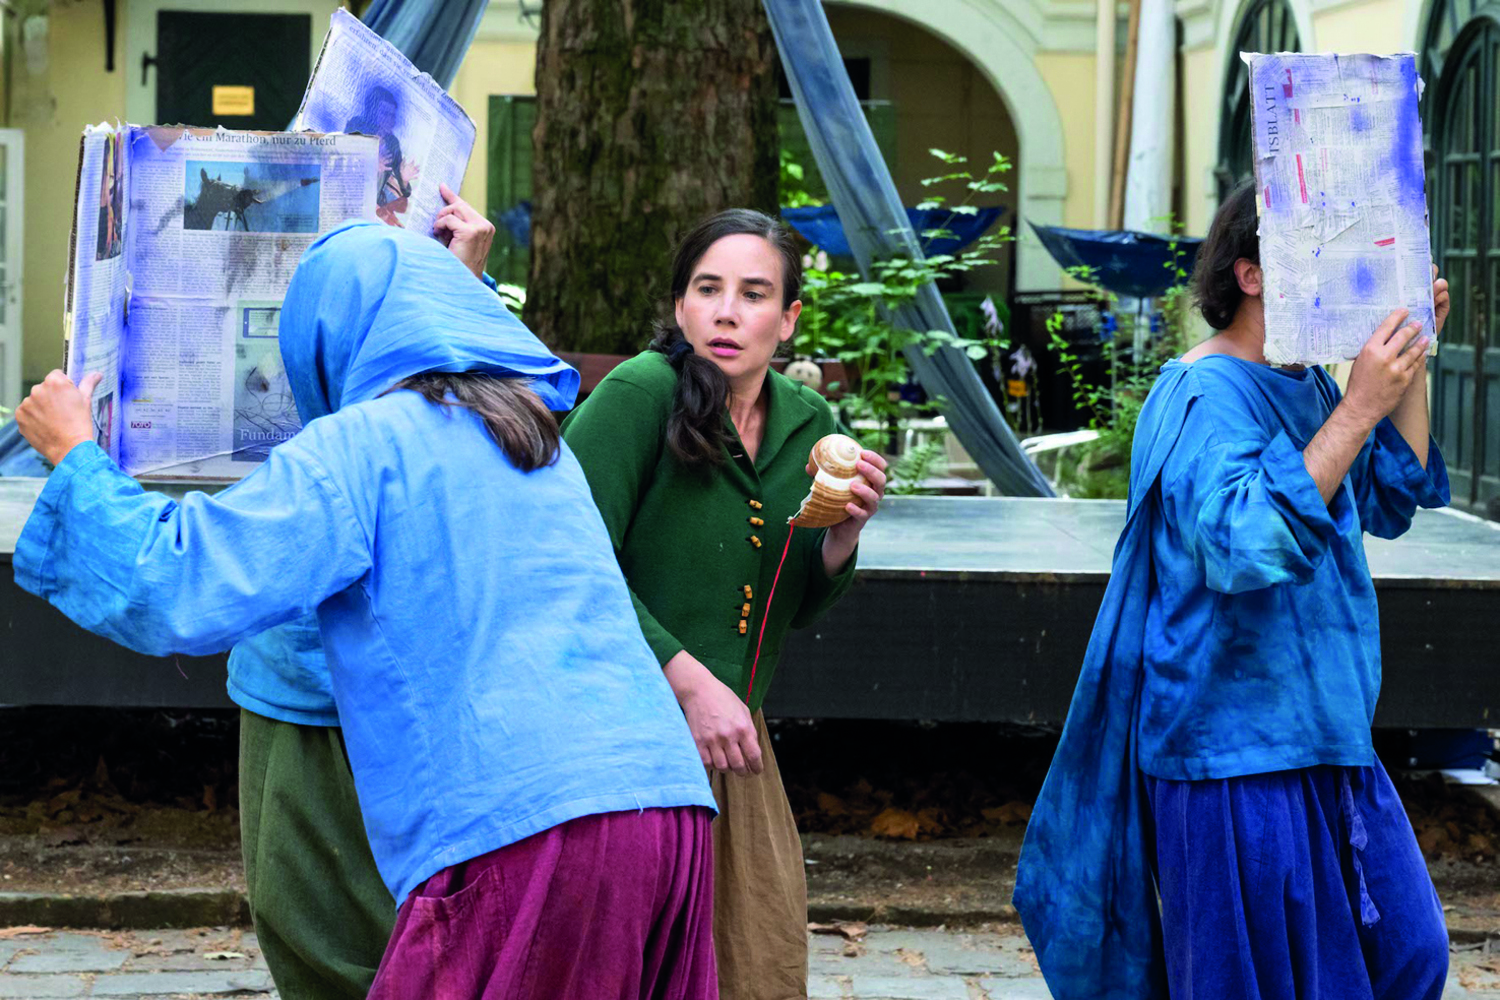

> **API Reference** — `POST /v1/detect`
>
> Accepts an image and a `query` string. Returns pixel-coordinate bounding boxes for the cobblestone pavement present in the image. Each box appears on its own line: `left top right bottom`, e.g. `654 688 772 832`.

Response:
3 925 1500 997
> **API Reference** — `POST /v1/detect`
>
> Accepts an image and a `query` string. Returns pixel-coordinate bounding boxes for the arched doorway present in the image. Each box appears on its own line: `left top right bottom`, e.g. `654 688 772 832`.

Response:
818 5 1021 301
1422 0 1489 86
1215 0 1303 199
816 0 1068 291
1430 11 1500 511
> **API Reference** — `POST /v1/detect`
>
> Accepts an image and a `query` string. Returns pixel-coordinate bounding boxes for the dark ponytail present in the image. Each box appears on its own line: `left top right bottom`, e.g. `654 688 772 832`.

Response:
387 372 560 471
649 208 803 467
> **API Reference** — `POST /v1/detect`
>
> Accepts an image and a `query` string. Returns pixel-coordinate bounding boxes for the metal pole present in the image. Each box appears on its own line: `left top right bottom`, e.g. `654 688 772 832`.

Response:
1095 0 1116 228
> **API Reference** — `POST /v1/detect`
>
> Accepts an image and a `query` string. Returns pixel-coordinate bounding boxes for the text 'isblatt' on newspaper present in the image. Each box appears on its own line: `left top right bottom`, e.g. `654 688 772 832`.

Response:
1245 51 1437 366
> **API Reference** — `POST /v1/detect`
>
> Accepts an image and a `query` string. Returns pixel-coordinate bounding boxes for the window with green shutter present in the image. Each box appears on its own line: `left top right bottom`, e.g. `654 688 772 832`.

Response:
486 95 537 286
778 99 896 202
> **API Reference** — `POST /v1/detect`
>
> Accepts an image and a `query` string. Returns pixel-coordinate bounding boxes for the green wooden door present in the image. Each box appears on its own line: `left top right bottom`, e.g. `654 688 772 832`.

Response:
1432 16 1500 512
486 95 538 286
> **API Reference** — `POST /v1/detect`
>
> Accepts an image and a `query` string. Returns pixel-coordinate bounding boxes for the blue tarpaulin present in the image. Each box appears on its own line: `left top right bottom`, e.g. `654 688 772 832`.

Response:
361 0 487 89
1029 223 1202 300
783 205 1006 257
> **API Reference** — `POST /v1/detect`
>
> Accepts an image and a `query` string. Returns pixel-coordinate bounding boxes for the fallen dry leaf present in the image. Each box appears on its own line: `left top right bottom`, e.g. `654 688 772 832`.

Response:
981 801 1033 825
1418 828 1444 857
0 926 50 939
916 807 948 837
870 807 921 840
816 792 848 816
203 950 248 961
841 941 865 958
896 947 926 968
807 921 868 941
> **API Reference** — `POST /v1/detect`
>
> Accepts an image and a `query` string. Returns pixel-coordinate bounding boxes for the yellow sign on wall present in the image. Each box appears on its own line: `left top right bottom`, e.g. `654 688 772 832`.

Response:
212 86 255 117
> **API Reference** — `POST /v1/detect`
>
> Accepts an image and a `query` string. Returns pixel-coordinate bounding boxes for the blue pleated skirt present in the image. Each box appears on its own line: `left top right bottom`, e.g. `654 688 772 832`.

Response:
1147 758 1449 1000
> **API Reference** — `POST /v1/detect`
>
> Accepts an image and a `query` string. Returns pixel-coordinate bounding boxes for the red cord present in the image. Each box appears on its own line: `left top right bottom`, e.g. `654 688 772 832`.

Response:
746 524 795 703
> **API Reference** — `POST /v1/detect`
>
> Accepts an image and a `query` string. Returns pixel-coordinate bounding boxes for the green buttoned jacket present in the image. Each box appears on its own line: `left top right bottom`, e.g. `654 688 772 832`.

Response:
560 351 858 712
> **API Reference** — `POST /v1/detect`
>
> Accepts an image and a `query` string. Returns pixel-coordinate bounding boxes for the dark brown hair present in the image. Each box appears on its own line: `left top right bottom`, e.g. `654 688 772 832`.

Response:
1193 180 1261 330
390 372 560 471
648 209 803 467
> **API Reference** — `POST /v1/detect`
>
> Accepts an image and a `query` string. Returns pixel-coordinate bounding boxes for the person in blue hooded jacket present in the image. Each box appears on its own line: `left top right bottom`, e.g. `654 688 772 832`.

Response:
218 183 503 1000
12 220 720 1000
1014 181 1453 1000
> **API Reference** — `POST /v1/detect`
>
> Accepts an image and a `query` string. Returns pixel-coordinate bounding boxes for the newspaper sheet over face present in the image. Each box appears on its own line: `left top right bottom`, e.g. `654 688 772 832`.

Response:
64 124 379 481
292 8 477 237
1245 52 1437 366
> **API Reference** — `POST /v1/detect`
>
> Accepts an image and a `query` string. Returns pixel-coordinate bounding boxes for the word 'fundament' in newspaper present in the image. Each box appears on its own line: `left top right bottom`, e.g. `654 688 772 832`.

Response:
1246 52 1438 366
64 125 379 481
293 8 477 238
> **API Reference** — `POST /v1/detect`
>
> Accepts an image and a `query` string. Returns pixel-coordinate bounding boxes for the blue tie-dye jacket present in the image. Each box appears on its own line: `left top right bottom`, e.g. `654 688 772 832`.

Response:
1014 355 1449 1000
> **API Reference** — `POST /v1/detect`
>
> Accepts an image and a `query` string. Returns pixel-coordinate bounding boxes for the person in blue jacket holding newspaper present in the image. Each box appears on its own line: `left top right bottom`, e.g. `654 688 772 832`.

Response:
1015 180 1453 1000
229 184 507 999
13 220 719 1000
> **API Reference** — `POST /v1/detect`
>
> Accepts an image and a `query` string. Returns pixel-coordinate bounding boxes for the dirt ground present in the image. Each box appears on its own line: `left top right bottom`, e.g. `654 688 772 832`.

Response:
1 709 1496 933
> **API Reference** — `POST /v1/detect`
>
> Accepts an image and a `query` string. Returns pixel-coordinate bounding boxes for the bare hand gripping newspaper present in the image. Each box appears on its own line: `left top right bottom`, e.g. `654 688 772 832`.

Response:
1245 52 1437 365
64 126 379 480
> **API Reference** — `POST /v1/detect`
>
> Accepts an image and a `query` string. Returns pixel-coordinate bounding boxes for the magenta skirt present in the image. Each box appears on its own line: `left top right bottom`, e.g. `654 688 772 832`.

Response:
366 806 717 1000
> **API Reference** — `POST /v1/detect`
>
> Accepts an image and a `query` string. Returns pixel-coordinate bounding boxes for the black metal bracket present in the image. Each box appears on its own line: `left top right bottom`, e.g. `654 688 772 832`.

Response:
104 0 116 71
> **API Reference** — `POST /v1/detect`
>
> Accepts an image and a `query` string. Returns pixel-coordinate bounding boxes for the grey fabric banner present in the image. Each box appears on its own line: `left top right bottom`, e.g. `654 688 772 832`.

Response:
763 0 1054 496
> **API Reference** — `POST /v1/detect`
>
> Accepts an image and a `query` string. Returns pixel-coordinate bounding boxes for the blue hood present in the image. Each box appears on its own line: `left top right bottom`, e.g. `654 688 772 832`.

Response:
279 220 578 422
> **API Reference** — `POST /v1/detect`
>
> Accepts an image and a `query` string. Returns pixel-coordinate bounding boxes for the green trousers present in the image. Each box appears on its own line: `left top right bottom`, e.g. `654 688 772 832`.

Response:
239 709 395 999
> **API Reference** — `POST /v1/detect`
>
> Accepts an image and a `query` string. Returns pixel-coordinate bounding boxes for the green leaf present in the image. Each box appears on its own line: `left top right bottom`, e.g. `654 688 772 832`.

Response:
847 282 888 297
966 345 989 360
932 171 975 184
928 148 966 165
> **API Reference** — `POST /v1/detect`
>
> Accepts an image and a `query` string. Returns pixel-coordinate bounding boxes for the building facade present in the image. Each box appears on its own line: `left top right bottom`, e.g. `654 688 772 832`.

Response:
1 0 1493 507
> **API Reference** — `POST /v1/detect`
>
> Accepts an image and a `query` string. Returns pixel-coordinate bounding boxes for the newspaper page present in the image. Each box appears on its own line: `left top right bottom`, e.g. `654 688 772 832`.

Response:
63 124 131 463
292 8 476 237
1246 52 1437 365
118 127 379 481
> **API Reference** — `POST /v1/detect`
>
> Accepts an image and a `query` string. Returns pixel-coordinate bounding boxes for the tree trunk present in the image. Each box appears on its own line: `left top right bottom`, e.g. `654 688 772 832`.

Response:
526 0 780 355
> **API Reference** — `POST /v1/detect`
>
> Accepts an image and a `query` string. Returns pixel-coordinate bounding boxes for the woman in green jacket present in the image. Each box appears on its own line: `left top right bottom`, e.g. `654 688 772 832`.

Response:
562 209 886 1000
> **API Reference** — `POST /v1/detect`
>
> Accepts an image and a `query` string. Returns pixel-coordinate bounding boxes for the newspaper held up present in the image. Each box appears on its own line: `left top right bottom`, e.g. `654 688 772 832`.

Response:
1245 52 1437 366
65 126 131 460
65 124 380 482
293 8 477 238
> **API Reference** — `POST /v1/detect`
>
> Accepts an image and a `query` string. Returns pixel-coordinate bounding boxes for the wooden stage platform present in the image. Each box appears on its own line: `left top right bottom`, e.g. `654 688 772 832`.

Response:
4 481 1498 727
